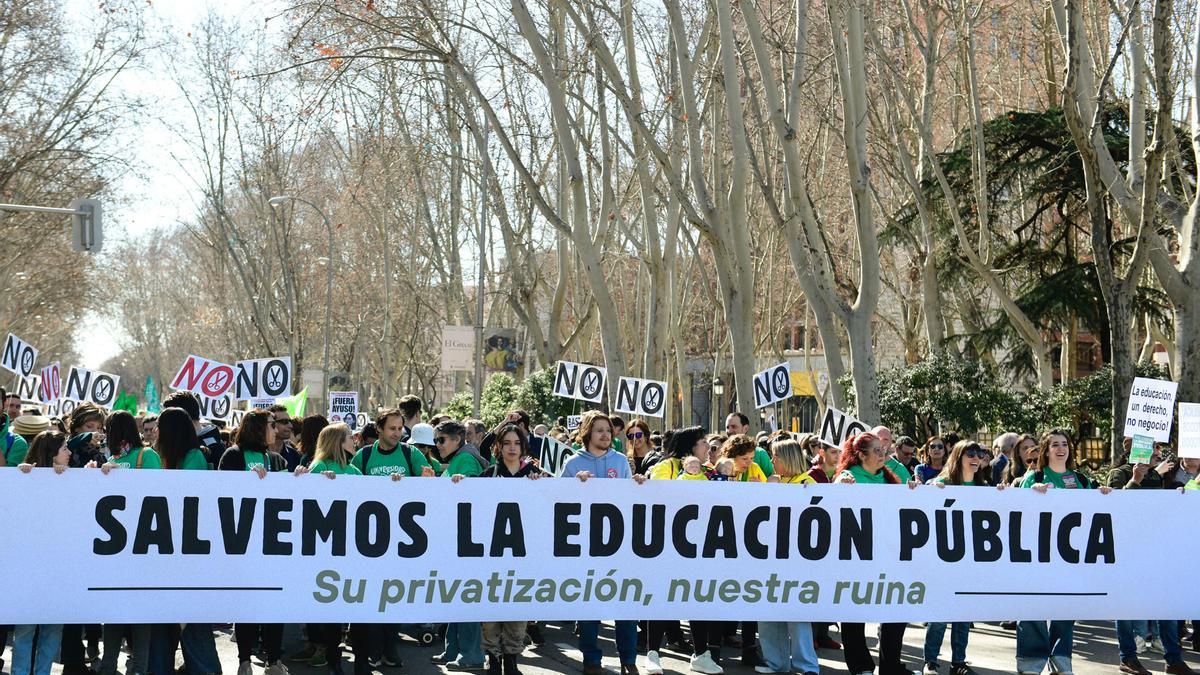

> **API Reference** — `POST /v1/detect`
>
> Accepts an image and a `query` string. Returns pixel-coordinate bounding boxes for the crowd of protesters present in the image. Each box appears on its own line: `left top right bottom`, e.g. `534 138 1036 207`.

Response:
1 387 1198 675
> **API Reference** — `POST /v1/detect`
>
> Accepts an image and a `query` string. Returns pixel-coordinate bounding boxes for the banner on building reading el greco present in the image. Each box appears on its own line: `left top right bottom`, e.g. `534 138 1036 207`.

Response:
0 470 1188 623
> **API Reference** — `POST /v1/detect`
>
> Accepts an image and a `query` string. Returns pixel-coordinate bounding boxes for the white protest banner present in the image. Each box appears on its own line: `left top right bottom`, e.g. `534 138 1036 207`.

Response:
818 406 870 448
614 377 668 418
1179 403 1200 459
38 362 61 403
235 357 292 401
553 361 606 403
441 326 476 372
1 333 38 378
328 391 359 425
197 393 233 422
63 366 120 408
566 414 582 431
537 436 576 475
1123 377 1178 443
0 471 1191 623
171 355 235 399
752 362 792 409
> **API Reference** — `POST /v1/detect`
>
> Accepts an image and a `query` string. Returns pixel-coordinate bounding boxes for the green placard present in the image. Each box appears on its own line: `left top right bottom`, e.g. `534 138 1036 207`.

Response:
1130 434 1155 465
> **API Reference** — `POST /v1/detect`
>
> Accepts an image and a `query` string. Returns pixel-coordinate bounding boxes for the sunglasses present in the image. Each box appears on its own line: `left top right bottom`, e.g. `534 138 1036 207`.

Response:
435 437 452 444
929 443 945 449
627 431 644 440
272 419 289 425
964 448 985 458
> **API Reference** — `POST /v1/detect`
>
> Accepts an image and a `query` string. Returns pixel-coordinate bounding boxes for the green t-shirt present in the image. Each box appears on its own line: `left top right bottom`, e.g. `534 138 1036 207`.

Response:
932 476 975 486
4 433 29 467
886 457 913 482
309 458 362 476
242 450 269 472
178 448 209 471
1020 467 1090 490
1186 478 1200 491
441 451 483 477
351 441 431 477
111 446 162 470
840 464 889 484
754 447 775 478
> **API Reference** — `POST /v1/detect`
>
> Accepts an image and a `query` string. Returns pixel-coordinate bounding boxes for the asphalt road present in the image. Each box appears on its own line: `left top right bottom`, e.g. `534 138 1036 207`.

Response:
11 619 1194 675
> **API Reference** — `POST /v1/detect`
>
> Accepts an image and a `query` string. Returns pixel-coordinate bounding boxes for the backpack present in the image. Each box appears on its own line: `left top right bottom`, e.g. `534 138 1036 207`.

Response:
360 442 416 477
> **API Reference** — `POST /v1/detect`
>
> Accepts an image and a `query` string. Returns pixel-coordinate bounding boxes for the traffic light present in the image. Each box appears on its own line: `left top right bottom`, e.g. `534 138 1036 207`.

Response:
69 198 103 252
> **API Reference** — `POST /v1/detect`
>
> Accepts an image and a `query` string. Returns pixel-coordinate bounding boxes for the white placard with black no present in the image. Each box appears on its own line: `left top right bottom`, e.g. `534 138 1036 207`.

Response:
1 333 38 378
614 376 668 418
752 362 793 409
197 392 233 422
63 366 121 409
1123 377 1178 443
235 357 292 401
818 406 870 448
552 361 607 403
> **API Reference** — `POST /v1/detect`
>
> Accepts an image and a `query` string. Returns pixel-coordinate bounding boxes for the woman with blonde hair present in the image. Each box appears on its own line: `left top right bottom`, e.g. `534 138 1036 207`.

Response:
767 438 814 484
296 422 361 477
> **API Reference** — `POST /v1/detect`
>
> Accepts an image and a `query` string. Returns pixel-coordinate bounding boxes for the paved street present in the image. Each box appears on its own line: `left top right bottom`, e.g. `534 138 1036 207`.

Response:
15 619 1194 675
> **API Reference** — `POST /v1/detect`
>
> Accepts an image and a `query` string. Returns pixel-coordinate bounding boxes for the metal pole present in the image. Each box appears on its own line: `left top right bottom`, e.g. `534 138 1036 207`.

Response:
0 203 80 215
473 125 490 418
322 211 333 414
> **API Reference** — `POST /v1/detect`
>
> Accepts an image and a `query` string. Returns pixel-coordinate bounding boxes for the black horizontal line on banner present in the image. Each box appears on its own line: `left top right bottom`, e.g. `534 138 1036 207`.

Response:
87 586 284 592
954 591 1107 597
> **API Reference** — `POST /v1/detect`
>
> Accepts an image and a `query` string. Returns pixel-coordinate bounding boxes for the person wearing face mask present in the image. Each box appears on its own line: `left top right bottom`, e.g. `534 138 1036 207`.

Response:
1017 430 1114 675
922 441 1009 675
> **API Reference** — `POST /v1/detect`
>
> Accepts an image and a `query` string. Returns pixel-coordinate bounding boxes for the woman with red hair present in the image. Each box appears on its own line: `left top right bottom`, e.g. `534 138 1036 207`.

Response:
834 432 918 675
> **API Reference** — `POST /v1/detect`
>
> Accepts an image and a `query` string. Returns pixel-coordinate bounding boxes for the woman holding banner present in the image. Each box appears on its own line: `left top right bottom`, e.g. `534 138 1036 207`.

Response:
434 420 486 671
922 440 1009 675
12 431 69 675
756 438 820 675
471 424 545 674
625 419 659 475
1015 430 1112 675
913 437 946 485
218 411 290 675
148 407 223 675
834 432 918 675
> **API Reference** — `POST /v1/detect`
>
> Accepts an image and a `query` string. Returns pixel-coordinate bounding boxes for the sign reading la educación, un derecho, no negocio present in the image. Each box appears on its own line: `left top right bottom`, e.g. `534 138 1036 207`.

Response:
2 469 1196 623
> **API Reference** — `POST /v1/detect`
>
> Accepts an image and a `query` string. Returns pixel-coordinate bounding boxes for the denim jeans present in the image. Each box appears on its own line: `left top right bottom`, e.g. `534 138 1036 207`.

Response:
1015 620 1073 673
924 622 969 665
11 624 63 675
758 621 818 673
442 624 484 665
102 624 151 675
181 624 222 674
578 621 637 666
1117 619 1182 664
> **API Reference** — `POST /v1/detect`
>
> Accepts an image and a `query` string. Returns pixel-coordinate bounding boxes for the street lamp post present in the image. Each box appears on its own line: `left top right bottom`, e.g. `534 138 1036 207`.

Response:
269 195 333 409
712 376 725 432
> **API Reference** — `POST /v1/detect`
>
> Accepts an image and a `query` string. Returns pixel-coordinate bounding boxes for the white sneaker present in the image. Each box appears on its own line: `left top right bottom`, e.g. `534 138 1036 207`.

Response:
924 662 940 675
644 651 663 675
1135 635 1150 654
690 651 724 674
754 667 784 674
237 663 253 675
264 663 290 675
1150 637 1166 654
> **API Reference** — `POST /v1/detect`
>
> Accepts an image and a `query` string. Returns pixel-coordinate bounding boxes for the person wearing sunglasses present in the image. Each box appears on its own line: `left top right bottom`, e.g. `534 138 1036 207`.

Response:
915 437 947 485
834 433 919 675
624 419 659 475
921 441 1008 675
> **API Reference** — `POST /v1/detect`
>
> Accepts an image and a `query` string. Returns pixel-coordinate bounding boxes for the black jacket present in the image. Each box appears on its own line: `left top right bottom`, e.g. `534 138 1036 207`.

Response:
217 445 288 472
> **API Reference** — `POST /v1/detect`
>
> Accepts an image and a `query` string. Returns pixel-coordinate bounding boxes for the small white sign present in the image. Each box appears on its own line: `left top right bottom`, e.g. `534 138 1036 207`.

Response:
614 376 668 418
1 333 38 378
63 366 121 409
752 362 793 409
197 392 233 422
171 355 235 399
566 414 582 431
818 406 870 448
553 361 607 403
234 357 292 400
441 326 476 372
328 391 359 426
1179 402 1200 459
38 362 61 404
1123 377 1178 443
